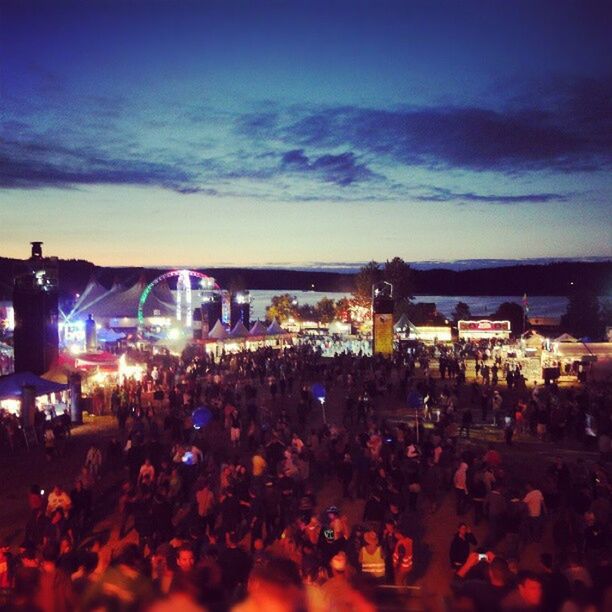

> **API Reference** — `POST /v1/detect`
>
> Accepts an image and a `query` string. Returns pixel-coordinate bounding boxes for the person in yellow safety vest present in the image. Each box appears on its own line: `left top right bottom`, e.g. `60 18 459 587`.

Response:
360 531 386 581
392 530 414 586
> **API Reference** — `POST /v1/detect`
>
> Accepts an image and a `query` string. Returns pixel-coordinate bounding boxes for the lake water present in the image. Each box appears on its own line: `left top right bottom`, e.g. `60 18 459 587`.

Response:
249 290 580 321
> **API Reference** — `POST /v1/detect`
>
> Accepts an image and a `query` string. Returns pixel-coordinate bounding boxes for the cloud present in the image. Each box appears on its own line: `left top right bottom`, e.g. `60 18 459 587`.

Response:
284 105 605 173
0 138 194 192
415 187 569 204
1 74 608 203
280 149 374 185
272 76 612 173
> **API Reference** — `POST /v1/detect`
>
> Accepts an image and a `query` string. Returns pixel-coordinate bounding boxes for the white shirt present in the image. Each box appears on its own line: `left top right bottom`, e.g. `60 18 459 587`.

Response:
523 489 544 517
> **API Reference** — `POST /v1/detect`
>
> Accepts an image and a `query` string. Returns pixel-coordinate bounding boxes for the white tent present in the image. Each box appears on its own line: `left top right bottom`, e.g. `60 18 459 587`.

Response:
394 313 410 332
267 319 287 335
229 321 249 338
394 315 419 336
208 320 228 340
522 330 546 348
249 321 268 336
554 333 579 343
69 276 109 319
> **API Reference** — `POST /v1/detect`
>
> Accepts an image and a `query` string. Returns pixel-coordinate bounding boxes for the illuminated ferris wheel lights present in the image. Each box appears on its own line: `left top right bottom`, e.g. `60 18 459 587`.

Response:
137 269 220 330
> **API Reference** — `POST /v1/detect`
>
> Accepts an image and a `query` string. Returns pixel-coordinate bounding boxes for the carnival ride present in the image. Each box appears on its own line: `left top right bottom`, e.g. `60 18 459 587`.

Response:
137 269 220 329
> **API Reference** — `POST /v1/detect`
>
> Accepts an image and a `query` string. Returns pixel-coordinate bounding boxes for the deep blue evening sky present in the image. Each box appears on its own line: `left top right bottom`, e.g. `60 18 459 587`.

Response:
1 0 611 266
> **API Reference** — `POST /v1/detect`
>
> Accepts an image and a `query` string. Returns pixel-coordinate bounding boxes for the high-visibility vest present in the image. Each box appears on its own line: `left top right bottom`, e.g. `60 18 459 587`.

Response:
361 546 385 578
392 538 413 572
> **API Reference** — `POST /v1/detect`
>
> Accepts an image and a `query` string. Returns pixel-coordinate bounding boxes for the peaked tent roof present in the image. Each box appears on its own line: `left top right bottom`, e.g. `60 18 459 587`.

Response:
208 320 228 340
395 316 419 336
151 281 175 305
82 276 172 320
554 333 579 343
267 319 287 335
0 372 68 400
394 313 411 331
229 321 250 338
69 276 111 319
523 331 546 347
249 321 268 336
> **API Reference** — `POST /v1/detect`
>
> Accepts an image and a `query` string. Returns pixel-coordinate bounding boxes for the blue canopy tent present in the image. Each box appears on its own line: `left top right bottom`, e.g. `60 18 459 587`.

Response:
0 372 68 400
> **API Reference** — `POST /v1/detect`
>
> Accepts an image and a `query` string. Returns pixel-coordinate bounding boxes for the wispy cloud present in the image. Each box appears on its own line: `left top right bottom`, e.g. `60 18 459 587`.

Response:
415 187 569 204
1 74 608 203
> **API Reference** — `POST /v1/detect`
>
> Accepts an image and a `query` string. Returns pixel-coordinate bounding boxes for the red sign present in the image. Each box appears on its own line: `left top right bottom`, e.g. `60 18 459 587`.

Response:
458 320 510 332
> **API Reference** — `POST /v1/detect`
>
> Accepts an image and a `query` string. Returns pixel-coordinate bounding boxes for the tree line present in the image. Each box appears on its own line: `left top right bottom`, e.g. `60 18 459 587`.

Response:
265 258 610 339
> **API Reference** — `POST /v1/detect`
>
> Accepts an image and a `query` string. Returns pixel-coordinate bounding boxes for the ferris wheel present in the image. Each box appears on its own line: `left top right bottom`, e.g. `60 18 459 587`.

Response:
137 269 219 329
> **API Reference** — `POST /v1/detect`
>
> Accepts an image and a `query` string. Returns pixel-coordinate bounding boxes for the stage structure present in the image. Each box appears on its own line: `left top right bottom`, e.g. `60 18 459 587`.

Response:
138 269 222 330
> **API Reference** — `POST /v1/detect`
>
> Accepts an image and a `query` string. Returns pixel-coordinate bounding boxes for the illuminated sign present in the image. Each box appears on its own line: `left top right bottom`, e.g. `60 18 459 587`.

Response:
458 320 511 337
373 313 394 355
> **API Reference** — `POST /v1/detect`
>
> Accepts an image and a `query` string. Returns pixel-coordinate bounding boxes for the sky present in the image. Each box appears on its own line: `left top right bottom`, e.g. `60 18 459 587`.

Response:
1 0 611 267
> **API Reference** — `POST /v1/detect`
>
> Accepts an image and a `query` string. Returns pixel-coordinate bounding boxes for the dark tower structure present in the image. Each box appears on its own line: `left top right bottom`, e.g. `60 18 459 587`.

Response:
230 291 251 329
201 293 223 333
13 242 59 374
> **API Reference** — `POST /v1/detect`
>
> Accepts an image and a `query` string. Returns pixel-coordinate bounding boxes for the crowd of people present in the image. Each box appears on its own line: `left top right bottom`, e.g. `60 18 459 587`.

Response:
0 341 610 611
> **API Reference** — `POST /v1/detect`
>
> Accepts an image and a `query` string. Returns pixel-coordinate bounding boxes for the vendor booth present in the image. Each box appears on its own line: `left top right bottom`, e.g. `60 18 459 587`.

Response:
544 341 612 382
0 371 69 422
458 320 511 340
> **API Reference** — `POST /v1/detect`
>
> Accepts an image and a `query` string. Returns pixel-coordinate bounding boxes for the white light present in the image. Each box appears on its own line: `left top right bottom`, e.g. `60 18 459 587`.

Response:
167 328 181 340
176 270 192 327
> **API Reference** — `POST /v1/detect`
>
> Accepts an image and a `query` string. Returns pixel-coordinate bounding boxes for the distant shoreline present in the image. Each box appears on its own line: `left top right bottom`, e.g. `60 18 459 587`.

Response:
1 256 610 300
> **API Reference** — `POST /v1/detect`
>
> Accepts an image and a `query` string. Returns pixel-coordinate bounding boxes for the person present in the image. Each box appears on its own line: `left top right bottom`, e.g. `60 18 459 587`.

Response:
338 453 354 499
35 542 75 612
454 554 513 611
460 409 473 438
172 545 196 586
539 553 571 612
81 543 155 610
492 391 503 427
449 523 477 570
484 482 507 547
321 552 377 612
501 571 544 611
138 458 155 486
44 426 56 461
522 482 545 543
392 529 413 586
232 557 306 612
196 480 216 536
251 450 267 479
230 408 241 447
85 445 103 479
360 531 385 582
454 461 469 515
218 531 253 596
46 486 72 517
